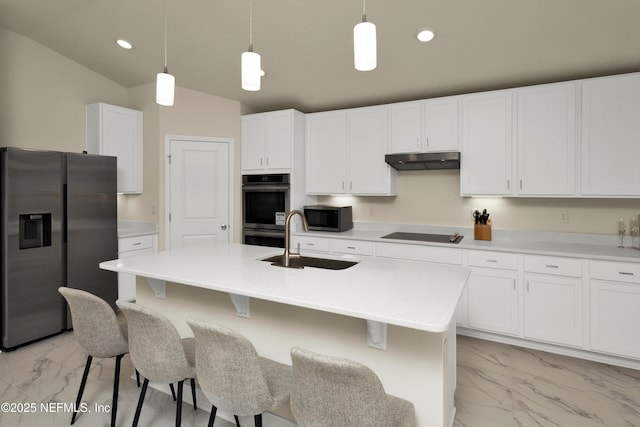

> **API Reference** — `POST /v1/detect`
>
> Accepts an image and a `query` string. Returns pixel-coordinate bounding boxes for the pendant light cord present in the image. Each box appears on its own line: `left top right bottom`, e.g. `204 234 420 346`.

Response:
362 0 367 22
248 0 254 52
163 0 168 72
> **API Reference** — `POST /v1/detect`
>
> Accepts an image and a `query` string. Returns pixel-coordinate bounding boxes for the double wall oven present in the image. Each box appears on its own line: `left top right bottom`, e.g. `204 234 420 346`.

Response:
242 174 289 248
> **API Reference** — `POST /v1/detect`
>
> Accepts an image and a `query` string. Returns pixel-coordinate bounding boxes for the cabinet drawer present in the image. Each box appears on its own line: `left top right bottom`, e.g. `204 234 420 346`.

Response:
292 235 330 253
119 235 154 253
468 250 519 270
524 255 582 277
590 260 640 284
331 239 374 256
376 242 462 265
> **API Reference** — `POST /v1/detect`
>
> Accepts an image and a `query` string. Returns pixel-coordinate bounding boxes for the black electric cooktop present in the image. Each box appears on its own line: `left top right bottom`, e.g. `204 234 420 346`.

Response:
381 232 464 244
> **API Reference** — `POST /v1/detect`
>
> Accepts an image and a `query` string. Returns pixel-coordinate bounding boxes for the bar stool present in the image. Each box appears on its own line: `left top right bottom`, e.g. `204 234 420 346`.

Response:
58 287 133 427
290 347 415 427
186 318 292 427
116 301 197 427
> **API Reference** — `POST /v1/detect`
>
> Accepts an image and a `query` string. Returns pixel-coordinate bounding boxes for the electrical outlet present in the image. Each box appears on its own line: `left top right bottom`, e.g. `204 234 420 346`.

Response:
560 210 569 223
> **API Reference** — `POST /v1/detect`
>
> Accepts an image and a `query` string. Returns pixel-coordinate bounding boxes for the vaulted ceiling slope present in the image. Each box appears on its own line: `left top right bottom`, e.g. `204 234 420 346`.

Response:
2 0 640 113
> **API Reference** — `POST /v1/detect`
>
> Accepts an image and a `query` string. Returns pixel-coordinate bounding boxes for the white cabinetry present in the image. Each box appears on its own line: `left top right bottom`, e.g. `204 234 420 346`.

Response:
241 109 304 174
117 234 157 301
466 251 519 335
523 256 583 347
581 73 640 196
516 82 577 196
460 90 514 196
306 106 396 196
86 103 142 194
390 96 459 153
590 260 640 359
291 235 373 257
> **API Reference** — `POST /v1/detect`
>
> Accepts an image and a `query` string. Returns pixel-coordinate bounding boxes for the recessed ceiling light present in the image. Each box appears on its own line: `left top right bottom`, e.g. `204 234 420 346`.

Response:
116 39 133 50
416 28 436 43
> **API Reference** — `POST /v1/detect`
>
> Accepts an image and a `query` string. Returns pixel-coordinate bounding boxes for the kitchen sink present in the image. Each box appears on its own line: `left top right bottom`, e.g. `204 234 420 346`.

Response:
261 254 358 270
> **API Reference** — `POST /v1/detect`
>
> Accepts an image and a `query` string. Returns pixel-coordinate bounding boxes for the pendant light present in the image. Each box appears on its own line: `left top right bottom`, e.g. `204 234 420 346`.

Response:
156 0 175 106
353 0 377 71
241 0 261 91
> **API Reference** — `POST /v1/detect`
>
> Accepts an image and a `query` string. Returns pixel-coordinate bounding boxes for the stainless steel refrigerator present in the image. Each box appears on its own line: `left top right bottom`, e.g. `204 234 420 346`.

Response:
1 147 118 351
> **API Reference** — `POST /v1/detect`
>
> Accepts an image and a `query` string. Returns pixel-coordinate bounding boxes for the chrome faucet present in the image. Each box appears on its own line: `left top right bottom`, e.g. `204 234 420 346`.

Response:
283 210 309 267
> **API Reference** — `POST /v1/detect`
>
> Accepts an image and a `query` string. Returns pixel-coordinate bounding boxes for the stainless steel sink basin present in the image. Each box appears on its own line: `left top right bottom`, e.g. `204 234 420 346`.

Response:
261 254 358 270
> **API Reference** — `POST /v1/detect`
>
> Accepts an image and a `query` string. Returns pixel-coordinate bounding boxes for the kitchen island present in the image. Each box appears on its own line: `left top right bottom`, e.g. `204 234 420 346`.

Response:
100 242 470 427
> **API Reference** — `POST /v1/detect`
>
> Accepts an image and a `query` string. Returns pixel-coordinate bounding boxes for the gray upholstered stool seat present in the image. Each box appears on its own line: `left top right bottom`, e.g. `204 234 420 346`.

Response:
117 301 197 427
290 347 416 427
58 287 130 427
186 318 292 427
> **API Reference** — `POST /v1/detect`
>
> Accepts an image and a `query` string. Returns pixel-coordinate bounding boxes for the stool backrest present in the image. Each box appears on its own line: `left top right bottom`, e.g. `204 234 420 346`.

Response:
116 300 192 383
58 287 128 358
290 347 391 427
187 318 273 416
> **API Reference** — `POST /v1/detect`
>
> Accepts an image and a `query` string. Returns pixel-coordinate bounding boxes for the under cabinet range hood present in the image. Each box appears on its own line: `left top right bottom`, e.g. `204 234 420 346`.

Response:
385 152 460 171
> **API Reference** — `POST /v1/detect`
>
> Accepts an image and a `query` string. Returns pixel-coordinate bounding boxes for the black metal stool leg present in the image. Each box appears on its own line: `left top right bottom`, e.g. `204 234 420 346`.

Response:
132 378 149 427
190 378 197 410
135 369 140 387
207 405 218 427
254 414 262 427
170 383 177 401
110 354 124 427
234 415 241 427
175 380 184 427
71 355 93 425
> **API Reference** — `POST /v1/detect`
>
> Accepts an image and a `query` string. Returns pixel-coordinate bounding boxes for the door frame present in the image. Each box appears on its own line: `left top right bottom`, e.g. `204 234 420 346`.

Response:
164 135 235 250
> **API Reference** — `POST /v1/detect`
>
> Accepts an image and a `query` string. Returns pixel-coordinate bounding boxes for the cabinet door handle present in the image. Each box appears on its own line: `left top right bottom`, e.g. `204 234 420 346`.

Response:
520 180 523 190
486 259 498 263
526 281 530 292
260 158 263 166
426 137 429 147
307 243 315 246
545 264 559 269
618 271 635 276
266 157 269 166
507 180 510 190
347 246 356 250
132 242 142 246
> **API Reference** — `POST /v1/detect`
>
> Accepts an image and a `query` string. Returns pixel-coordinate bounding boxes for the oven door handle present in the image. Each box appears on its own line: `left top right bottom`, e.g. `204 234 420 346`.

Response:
242 184 289 192
243 229 286 238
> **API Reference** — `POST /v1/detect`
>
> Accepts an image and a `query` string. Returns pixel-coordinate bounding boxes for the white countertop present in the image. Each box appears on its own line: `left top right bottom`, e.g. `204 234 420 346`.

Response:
295 222 640 263
100 242 470 333
118 220 158 238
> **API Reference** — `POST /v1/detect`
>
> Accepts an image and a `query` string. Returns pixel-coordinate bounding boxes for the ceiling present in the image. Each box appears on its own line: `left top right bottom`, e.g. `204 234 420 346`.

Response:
2 0 640 114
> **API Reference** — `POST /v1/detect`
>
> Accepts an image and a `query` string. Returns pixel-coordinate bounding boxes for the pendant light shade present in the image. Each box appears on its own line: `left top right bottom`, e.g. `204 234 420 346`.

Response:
354 20 377 71
241 50 261 91
242 0 262 91
156 0 175 106
156 70 175 106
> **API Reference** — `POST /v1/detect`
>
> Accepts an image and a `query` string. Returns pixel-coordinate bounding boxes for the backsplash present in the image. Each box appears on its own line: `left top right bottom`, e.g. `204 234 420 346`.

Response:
317 170 640 235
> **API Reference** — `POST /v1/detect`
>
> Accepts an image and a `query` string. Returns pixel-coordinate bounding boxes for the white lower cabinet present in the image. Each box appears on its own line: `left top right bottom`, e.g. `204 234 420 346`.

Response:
467 267 519 335
465 251 519 335
523 256 584 347
118 234 157 301
589 260 640 359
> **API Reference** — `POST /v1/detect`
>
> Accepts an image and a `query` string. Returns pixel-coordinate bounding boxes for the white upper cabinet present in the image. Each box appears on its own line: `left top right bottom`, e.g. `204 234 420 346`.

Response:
348 105 396 195
305 110 348 194
390 96 459 153
306 106 396 196
516 82 577 196
86 102 143 194
242 109 303 174
460 90 514 196
581 73 640 197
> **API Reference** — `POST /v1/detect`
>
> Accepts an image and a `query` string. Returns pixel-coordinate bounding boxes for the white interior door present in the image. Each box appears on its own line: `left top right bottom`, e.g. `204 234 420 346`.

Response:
167 137 232 249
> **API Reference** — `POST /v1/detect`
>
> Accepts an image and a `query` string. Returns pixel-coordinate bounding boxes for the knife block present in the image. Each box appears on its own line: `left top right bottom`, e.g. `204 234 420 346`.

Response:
474 220 492 241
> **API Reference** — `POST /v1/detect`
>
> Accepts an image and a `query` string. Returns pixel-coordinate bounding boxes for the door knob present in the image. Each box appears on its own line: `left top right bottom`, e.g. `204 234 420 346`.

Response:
221 224 227 230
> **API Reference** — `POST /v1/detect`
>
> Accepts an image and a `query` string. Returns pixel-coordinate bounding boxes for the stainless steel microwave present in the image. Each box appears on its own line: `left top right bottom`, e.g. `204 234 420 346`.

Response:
303 206 353 232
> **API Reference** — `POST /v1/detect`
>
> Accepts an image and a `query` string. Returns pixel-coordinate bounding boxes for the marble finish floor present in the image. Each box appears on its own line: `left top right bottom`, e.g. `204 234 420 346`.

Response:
1 331 639 426
454 336 640 427
0 331 233 427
